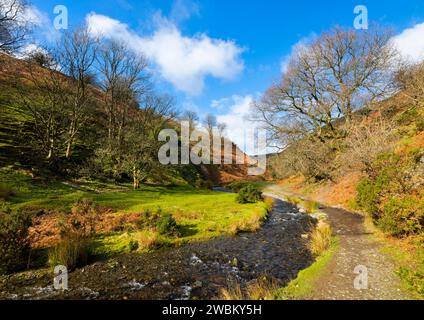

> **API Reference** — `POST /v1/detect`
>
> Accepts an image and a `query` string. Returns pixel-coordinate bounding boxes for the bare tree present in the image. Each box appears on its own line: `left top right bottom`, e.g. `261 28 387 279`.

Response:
123 94 175 189
218 122 227 136
97 40 150 152
253 26 399 147
204 114 217 136
340 116 396 174
17 60 70 161
181 110 199 132
56 27 98 158
0 0 30 53
24 47 55 68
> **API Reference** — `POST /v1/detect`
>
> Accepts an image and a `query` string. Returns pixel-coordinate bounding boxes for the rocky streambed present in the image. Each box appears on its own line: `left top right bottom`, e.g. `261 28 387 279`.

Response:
0 197 316 300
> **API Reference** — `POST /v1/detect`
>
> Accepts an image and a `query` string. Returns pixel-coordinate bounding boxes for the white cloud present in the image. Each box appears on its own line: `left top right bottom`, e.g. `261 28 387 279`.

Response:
170 0 200 24
391 22 424 63
211 97 231 110
15 43 46 59
86 13 244 95
216 95 266 155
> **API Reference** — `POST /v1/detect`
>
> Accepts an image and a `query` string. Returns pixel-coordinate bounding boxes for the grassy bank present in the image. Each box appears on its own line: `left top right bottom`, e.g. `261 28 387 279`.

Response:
0 167 271 258
275 236 338 300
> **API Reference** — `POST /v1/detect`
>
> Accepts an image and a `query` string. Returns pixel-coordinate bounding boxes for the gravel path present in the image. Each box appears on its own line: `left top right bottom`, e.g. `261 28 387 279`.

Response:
266 185 411 300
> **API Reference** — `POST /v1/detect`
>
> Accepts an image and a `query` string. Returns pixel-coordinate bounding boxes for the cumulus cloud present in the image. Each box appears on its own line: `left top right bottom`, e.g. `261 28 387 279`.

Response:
215 95 266 155
86 13 244 95
391 22 424 63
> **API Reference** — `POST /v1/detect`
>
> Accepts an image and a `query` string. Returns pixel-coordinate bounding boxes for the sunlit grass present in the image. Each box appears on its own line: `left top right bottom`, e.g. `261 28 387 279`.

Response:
1 168 270 255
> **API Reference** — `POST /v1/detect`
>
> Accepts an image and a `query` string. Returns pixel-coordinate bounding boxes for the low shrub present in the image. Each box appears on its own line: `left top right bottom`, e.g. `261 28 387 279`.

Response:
309 222 332 257
156 213 180 237
237 185 263 204
138 209 180 237
355 178 380 216
0 209 33 275
356 150 424 237
138 209 161 229
398 264 424 296
378 196 424 237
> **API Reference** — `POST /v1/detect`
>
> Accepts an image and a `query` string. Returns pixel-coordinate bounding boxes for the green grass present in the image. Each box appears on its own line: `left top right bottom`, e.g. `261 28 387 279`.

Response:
275 237 339 300
0 167 270 255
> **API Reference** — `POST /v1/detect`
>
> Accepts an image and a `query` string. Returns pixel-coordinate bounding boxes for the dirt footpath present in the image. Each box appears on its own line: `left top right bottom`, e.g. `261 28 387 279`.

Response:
266 185 411 300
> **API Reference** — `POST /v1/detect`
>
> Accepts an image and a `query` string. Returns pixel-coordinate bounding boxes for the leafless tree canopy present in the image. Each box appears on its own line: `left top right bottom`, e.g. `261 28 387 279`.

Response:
253 27 399 147
0 0 30 52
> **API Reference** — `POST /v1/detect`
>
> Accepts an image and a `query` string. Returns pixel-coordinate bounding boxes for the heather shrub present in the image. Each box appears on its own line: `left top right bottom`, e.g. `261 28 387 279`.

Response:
356 150 424 237
237 185 263 204
378 196 424 236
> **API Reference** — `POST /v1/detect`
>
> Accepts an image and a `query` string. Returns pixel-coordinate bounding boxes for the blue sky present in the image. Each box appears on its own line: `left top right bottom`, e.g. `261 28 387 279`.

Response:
26 0 424 153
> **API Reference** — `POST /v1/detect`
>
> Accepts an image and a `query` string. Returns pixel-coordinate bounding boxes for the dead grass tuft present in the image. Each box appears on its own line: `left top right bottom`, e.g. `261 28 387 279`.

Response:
309 221 333 257
219 278 279 300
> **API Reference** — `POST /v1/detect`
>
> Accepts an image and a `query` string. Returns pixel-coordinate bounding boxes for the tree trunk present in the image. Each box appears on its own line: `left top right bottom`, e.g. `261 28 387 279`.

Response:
65 139 72 159
47 138 54 160
133 167 140 189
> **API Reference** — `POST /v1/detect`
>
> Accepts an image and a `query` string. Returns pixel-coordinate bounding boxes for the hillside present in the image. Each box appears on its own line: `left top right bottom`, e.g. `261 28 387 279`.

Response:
0 52 255 184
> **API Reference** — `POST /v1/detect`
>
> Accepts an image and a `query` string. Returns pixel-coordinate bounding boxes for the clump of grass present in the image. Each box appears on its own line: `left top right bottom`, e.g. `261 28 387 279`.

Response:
219 278 279 300
309 222 333 257
229 211 265 236
264 197 275 212
303 201 320 214
48 199 98 270
132 231 161 252
219 283 244 300
48 237 92 270
285 196 301 205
